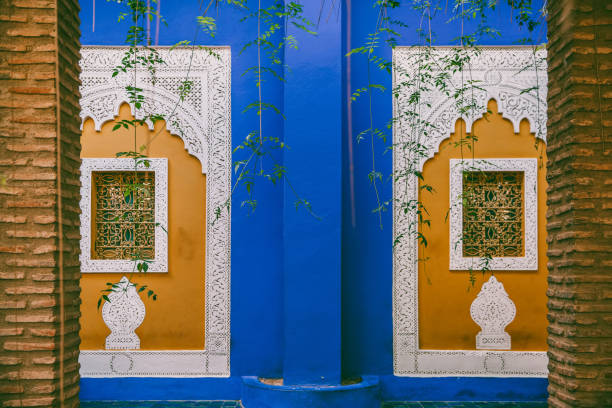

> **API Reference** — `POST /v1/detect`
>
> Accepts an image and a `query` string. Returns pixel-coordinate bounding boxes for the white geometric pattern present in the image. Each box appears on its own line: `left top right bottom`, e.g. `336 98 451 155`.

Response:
392 46 548 377
449 158 538 271
78 46 231 377
102 276 147 350
80 158 168 273
470 275 516 350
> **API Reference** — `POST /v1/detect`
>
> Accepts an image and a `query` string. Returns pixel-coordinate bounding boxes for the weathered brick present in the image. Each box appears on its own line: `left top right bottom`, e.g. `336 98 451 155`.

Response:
547 1 612 406
0 186 25 195
29 383 56 394
0 2 82 405
0 271 25 280
0 384 25 394
3 396 56 407
29 328 56 337
0 245 26 253
0 14 28 23
8 86 55 95
3 341 55 351
32 215 56 224
0 215 27 224
0 300 27 309
31 272 57 281
0 357 23 366
5 313 56 323
5 285 54 295
6 144 56 153
0 328 24 337
11 0 54 7
32 356 56 365
4 257 56 267
5 230 56 238
5 200 55 209
7 54 55 65
17 369 55 381
29 297 56 309
31 157 56 168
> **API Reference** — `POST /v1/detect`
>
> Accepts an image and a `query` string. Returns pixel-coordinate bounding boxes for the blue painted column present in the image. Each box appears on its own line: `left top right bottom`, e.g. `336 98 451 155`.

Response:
282 2 343 386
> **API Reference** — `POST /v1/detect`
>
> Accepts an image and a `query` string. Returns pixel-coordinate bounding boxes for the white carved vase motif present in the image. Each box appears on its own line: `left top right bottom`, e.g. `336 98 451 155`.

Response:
470 275 516 350
102 276 146 350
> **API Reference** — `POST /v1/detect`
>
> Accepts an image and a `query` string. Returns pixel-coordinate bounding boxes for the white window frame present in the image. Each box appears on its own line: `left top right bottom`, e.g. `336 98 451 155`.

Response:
449 158 538 271
80 158 169 273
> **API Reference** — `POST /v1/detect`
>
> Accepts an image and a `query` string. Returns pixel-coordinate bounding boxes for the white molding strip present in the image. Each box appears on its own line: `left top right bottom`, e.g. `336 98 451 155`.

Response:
449 158 538 271
80 158 168 273
79 350 230 378
392 46 548 377
78 46 231 377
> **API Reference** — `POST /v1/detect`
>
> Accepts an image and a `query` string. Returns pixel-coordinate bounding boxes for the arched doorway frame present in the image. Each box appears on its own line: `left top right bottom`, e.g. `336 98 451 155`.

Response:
78 46 232 377
392 46 549 377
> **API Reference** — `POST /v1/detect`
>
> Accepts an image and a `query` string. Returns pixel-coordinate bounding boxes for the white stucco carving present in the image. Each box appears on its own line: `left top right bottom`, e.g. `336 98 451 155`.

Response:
102 276 146 350
470 275 516 350
392 46 548 376
80 158 168 273
449 158 538 271
78 46 231 377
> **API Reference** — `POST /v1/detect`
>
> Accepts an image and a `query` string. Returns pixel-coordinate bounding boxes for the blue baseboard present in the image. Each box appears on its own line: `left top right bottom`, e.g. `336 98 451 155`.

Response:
79 376 548 403
379 376 548 402
79 377 242 401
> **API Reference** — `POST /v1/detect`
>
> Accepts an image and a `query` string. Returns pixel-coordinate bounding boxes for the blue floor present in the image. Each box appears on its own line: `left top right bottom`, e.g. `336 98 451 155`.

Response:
81 403 241 408
383 403 547 407
82 402 547 407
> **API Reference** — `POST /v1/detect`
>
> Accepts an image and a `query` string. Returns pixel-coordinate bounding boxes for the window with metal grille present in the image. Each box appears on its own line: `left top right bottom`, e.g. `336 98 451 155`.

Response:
92 171 156 260
462 171 524 258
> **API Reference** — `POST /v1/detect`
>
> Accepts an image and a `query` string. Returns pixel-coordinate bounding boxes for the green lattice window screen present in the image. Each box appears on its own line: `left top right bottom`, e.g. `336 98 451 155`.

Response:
92 171 155 260
462 171 524 258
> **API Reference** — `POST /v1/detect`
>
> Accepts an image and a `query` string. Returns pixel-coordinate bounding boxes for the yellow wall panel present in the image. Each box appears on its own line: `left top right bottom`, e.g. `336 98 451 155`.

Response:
79 103 206 350
418 100 548 351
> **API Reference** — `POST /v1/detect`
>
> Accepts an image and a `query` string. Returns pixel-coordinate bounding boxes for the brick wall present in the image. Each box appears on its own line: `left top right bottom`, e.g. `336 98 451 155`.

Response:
0 0 81 407
546 1 612 407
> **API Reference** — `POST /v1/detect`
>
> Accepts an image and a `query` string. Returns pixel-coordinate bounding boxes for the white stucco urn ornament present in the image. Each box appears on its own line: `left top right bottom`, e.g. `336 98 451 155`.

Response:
102 276 146 350
470 275 516 350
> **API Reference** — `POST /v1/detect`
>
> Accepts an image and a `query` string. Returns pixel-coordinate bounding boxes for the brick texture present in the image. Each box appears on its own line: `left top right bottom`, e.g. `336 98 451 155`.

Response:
546 1 612 407
0 0 81 407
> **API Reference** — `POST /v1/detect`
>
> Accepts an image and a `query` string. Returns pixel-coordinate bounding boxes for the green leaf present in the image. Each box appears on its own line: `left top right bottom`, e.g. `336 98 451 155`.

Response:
197 16 217 38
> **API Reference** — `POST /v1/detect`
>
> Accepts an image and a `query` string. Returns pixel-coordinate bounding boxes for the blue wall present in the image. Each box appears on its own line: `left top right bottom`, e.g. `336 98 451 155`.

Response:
79 0 547 401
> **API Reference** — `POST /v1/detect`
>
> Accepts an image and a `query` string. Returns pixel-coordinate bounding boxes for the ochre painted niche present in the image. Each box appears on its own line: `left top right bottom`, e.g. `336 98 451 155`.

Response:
79 103 206 350
418 100 548 351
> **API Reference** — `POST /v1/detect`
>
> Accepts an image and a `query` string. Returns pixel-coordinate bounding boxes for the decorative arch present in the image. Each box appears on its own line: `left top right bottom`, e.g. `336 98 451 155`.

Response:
80 85 208 173
392 46 548 377
78 46 232 377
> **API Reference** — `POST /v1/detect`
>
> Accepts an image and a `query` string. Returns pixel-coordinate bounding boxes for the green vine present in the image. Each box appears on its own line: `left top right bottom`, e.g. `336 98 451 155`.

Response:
95 0 548 308
349 0 546 288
